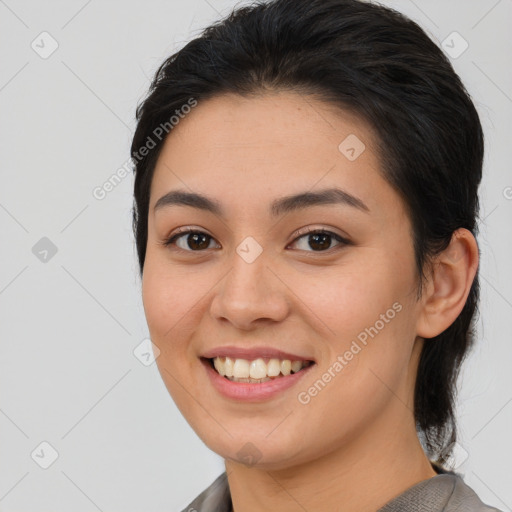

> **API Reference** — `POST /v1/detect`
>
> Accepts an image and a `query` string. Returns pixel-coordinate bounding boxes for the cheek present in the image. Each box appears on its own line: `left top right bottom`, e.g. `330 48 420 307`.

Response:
290 255 416 393
141 254 201 356
141 257 203 414
287 257 408 343
143 250 191 320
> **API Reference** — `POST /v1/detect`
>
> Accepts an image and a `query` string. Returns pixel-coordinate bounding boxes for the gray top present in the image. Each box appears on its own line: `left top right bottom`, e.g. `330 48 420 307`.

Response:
180 469 503 512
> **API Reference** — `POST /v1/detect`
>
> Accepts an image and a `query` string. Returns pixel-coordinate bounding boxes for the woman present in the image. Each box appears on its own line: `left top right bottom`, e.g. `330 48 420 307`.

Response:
130 0 501 510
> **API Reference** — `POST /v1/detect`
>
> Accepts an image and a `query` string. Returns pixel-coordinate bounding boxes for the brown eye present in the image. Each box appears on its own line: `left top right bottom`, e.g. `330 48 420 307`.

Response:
164 230 219 251
289 229 349 252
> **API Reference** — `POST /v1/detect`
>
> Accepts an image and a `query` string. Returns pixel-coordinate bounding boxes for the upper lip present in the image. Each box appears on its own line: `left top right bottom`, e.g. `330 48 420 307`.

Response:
201 346 315 362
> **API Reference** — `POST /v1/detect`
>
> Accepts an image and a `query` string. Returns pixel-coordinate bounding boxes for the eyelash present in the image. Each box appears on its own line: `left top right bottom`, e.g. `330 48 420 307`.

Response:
160 226 350 254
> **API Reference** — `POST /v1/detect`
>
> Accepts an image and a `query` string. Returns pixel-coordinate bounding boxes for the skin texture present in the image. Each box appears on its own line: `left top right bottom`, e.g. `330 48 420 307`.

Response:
141 92 479 511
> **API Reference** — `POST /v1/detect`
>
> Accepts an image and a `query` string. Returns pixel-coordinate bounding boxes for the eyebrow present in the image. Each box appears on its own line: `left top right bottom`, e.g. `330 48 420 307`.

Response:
153 187 370 218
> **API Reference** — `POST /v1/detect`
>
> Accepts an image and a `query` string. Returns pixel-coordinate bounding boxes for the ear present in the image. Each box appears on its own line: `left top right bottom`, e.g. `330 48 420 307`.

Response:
416 228 479 339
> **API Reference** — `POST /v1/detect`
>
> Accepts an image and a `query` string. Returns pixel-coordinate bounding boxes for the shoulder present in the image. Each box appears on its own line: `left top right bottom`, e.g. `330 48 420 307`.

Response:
378 473 504 512
179 472 231 512
447 474 503 512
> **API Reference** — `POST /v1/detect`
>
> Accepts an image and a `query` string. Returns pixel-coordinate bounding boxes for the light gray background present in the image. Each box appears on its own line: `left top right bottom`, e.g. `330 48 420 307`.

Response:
0 0 511 510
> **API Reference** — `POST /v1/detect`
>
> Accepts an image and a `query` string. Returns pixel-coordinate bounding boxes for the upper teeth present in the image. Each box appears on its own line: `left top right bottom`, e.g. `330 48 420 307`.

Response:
212 357 309 379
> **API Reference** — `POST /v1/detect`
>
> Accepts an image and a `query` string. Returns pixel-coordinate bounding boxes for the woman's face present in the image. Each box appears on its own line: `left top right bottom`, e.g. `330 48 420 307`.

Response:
142 92 425 469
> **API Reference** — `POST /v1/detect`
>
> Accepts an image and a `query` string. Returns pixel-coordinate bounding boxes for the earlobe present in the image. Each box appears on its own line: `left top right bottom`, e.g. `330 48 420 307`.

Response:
416 228 479 339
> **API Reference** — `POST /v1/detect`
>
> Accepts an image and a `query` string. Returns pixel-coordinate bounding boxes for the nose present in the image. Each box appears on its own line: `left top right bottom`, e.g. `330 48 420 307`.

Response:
209 243 290 331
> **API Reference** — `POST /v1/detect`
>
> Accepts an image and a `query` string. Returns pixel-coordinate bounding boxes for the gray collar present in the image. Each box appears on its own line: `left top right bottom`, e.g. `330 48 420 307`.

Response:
181 471 502 511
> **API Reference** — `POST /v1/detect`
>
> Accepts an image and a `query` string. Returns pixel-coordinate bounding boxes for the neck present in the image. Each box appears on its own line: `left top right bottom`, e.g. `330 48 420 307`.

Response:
225 404 438 512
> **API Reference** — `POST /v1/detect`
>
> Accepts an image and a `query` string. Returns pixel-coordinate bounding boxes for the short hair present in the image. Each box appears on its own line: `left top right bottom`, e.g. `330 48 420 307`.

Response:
130 0 484 465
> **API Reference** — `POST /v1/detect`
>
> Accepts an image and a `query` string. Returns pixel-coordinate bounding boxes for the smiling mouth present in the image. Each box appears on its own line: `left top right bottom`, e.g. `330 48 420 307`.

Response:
204 356 315 383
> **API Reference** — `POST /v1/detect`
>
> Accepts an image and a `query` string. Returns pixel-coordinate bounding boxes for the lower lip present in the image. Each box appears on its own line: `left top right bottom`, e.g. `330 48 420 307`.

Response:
201 358 315 402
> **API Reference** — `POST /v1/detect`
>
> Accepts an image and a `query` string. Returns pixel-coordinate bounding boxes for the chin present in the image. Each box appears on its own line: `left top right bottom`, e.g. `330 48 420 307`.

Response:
196 427 311 470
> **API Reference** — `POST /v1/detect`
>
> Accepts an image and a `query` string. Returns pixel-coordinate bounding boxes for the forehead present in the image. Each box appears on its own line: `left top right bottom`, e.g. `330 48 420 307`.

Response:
149 92 398 219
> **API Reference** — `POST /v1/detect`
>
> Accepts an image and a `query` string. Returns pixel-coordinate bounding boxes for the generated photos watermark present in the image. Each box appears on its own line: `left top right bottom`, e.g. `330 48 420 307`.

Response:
92 97 198 201
297 301 403 405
